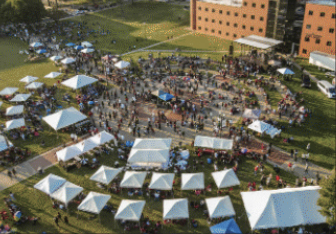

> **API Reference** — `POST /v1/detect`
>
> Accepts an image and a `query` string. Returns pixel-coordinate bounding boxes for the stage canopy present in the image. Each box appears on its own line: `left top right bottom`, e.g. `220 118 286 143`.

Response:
242 108 261 120
120 171 147 188
6 105 24 116
212 169 240 189
181 173 204 190
115 200 146 221
43 107 87 130
205 196 236 219
78 192 111 214
50 181 83 207
61 75 98 90
194 136 233 150
234 35 283 50
163 198 189 220
241 186 326 230
149 173 175 190
210 218 242 234
10 94 32 102
90 166 123 185
33 174 66 195
5 118 25 131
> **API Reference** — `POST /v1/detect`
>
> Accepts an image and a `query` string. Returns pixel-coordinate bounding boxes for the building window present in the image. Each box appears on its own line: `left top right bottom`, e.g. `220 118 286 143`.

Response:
302 49 307 54
226 32 229 36
212 9 215 13
205 8 208 11
320 12 325 17
306 24 311 29
233 34 237 38
211 29 215 33
261 4 265 8
243 1 247 6
308 10 313 15
212 19 215 23
205 28 208 31
317 26 323 31
327 41 332 46
243 14 246 18
315 39 320 44
218 31 222 34
226 22 230 26
304 37 310 42
234 12 238 17
205 18 208 22
227 11 230 15
219 20 222 24
252 3 256 7
329 28 334 33
219 10 222 14
198 7 201 10
251 15 255 20
333 13 336 19
250 26 254 31
198 16 201 20
242 25 246 29
260 17 264 21
198 26 201 30
259 28 263 32
234 23 238 27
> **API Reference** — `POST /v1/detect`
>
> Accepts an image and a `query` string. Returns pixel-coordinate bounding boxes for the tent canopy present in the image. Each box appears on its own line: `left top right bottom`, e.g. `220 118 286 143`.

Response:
56 145 82 162
33 174 66 195
10 94 32 102
152 90 166 97
50 56 63 61
26 82 44 89
6 105 24 116
90 166 123 185
62 75 98 90
78 192 111 214
181 173 204 190
66 42 76 47
163 198 189 220
0 87 18 96
212 169 240 189
206 196 236 219
81 41 93 48
20 76 38 83
247 120 270 133
128 149 169 163
132 138 172 149
277 68 295 75
75 139 98 153
45 72 62 78
194 136 233 150
242 109 261 120
43 107 87 131
159 93 174 101
5 118 25 131
120 171 147 188
115 61 130 69
210 218 242 234
309 51 335 72
61 57 76 64
115 200 146 221
234 35 283 50
0 135 13 152
90 130 116 145
50 181 83 206
30 42 43 48
241 186 326 230
81 48 94 53
149 173 174 190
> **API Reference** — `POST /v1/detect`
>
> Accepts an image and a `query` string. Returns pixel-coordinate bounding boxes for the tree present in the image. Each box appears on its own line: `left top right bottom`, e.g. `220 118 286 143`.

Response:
317 168 336 226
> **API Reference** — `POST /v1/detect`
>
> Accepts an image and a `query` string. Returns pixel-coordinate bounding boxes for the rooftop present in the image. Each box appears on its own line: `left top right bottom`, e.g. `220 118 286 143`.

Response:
198 0 242 7
307 0 336 6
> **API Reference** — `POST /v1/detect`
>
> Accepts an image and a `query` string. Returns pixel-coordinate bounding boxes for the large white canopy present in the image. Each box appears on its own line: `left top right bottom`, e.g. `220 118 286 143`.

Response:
115 200 146 221
50 55 63 61
50 181 83 206
241 186 326 230
115 61 130 69
234 35 283 50
194 136 233 150
81 48 94 53
61 57 76 64
212 169 240 189
0 135 13 152
242 108 261 120
181 173 204 190
120 171 147 188
205 196 236 219
149 173 174 190
81 41 93 48
5 118 25 131
90 166 123 185
45 72 62 78
75 138 98 153
61 75 98 90
0 87 18 96
6 105 24 116
128 149 169 163
309 51 335 71
42 107 87 130
56 145 82 162
33 174 66 195
132 138 172 149
77 192 111 214
26 82 44 89
20 76 38 83
163 198 189 220
247 120 270 133
10 93 32 102
90 130 116 145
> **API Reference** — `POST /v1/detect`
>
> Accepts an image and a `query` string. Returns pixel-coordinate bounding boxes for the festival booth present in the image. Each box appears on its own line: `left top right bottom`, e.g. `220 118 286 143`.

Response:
181 173 205 191
210 218 242 234
50 181 83 208
81 41 93 48
90 166 123 185
114 61 130 70
61 75 98 90
61 57 76 65
148 173 174 191
50 56 63 62
26 82 44 90
114 200 146 224
0 87 18 96
194 136 233 155
163 198 189 222
20 76 38 84
33 174 66 195
248 120 281 138
242 109 261 120
5 118 25 131
10 94 32 102
44 72 62 79
211 169 240 189
75 139 98 153
56 145 82 162
90 130 117 146
241 186 326 230
205 196 236 219
5 105 24 116
120 171 147 189
0 135 13 152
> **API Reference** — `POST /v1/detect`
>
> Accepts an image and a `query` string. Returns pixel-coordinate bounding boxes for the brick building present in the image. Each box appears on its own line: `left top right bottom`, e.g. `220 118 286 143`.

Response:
299 1 336 58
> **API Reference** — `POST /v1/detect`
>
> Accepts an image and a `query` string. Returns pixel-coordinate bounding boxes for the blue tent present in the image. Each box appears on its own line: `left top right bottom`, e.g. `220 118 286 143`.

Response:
37 49 47 54
66 42 76 47
159 93 174 101
277 68 295 75
210 218 242 234
74 45 84 50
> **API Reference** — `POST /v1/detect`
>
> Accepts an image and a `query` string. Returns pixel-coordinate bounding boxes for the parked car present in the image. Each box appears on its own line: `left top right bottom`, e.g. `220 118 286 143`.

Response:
317 80 336 98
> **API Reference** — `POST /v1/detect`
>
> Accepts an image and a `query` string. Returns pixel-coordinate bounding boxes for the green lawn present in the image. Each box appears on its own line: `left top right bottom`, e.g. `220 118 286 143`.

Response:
294 57 334 83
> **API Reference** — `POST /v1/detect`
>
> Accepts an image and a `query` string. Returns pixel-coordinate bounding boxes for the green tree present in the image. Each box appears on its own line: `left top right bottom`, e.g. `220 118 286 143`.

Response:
317 168 336 226
4 0 46 24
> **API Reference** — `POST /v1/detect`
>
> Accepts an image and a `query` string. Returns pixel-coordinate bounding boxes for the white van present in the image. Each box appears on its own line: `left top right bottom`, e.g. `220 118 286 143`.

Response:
317 80 336 98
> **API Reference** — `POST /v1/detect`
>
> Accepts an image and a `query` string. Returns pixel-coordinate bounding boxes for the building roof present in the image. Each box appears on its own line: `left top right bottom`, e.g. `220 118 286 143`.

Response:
307 0 336 7
198 0 242 7
235 35 283 49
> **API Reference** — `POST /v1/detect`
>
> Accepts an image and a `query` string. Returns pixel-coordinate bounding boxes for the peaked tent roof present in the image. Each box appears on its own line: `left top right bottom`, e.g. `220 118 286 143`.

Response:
248 120 270 133
211 169 240 189
61 75 98 90
50 181 83 205
90 131 116 145
181 173 205 190
30 42 43 48
241 186 326 230
0 135 13 152
132 138 172 149
210 218 242 234
56 145 82 162
159 93 174 101
6 105 24 116
90 166 123 185
81 48 95 53
26 82 44 89
50 55 63 61
242 108 261 120
149 173 175 190
75 138 98 153
163 198 189 220
33 174 66 195
115 200 146 221
205 196 236 219
120 171 147 188
77 192 111 214
152 90 166 97
20 76 38 83
277 68 295 75
0 87 18 96
45 72 62 78
194 136 233 150
42 107 87 130
128 149 169 163
5 118 25 131
61 57 76 64
81 41 93 47
10 93 32 102
114 61 130 69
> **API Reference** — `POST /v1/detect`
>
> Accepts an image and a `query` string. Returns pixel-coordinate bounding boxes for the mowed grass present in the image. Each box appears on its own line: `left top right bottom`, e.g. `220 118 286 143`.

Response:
0 145 306 234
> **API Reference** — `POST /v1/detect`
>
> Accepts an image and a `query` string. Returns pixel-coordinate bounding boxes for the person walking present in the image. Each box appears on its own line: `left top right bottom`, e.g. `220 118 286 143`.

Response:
12 168 16 178
306 143 310 152
54 216 59 227
304 163 309 175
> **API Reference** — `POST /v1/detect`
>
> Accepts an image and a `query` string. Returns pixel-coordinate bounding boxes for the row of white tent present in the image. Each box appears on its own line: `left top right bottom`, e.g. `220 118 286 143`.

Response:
56 131 117 162
248 120 282 138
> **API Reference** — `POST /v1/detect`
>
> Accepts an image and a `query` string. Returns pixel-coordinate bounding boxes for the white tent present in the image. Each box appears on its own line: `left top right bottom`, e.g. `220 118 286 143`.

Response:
33 174 66 195
61 57 76 64
128 149 169 164
26 82 44 89
247 120 270 133
212 169 240 189
0 87 18 96
268 60 282 67
5 118 25 131
81 41 93 48
115 200 146 221
30 42 43 48
20 76 38 83
90 131 117 145
75 138 98 153
42 107 87 130
120 171 147 188
10 93 32 102
50 55 63 61
205 196 236 219
132 138 172 149
50 181 83 207
56 145 82 162
194 136 233 150
81 48 94 53
242 109 261 120
309 51 335 71
234 35 282 50
61 75 98 90
181 173 204 190
78 192 111 214
45 72 62 78
277 68 295 75
0 135 13 152
163 198 189 220
241 186 326 230
6 105 24 116
115 61 130 69
90 166 123 185
149 173 174 190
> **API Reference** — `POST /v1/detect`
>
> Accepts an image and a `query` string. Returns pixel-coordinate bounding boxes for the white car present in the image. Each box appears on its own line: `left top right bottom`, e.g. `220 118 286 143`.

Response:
317 80 336 98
